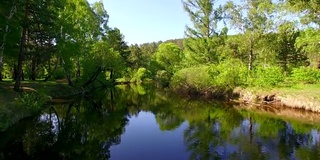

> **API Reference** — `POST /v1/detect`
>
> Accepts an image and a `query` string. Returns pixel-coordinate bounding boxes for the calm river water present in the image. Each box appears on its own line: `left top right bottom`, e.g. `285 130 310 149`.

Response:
1 84 320 160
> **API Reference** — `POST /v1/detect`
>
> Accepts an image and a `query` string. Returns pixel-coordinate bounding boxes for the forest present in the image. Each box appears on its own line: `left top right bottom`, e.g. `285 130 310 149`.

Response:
0 0 319 97
0 0 320 158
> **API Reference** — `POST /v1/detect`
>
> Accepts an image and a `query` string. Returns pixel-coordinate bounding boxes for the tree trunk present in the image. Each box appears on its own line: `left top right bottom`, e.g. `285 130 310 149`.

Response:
249 116 253 144
61 57 73 86
110 69 114 82
14 0 29 91
248 39 253 71
76 57 80 78
21 68 25 81
44 58 58 82
81 66 103 88
59 25 73 86
110 88 115 110
30 58 36 80
13 64 17 80
0 5 17 81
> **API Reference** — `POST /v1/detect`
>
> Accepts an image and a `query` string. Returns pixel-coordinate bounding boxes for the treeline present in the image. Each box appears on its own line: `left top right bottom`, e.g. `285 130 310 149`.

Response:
0 0 319 93
0 0 130 90
127 0 320 95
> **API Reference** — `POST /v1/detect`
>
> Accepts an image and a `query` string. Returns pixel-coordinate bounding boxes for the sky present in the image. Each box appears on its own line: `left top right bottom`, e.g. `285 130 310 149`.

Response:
88 0 191 45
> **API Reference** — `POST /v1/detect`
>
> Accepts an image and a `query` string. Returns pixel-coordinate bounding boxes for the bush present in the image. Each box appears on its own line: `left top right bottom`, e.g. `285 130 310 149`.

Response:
130 68 147 82
291 67 320 84
209 59 248 88
249 66 285 87
155 70 171 87
53 67 65 79
171 65 213 91
17 92 49 112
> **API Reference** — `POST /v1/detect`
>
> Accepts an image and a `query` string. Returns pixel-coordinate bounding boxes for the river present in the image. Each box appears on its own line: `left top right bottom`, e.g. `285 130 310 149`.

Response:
1 84 320 160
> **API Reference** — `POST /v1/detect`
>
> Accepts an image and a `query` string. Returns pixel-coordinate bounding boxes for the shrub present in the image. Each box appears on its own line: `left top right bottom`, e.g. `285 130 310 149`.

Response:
249 66 285 87
291 67 320 84
155 70 171 87
17 92 49 112
53 67 65 79
170 65 213 91
130 68 147 82
209 59 248 88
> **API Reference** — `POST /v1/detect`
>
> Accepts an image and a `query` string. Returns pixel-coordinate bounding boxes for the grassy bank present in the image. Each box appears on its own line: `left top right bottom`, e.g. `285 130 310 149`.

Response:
236 84 320 112
0 80 71 131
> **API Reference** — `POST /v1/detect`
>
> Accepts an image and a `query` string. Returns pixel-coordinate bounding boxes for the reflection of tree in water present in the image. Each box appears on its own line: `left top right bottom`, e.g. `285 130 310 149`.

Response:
183 105 244 160
156 113 184 131
182 105 320 160
2 89 129 160
3 84 320 159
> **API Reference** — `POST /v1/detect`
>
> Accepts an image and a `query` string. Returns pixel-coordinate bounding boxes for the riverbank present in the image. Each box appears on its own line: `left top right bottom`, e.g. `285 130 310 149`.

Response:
235 84 320 112
0 80 71 131
171 83 320 113
1 80 320 133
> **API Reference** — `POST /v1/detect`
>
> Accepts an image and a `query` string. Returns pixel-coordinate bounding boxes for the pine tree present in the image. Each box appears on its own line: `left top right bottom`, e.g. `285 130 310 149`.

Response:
182 0 225 64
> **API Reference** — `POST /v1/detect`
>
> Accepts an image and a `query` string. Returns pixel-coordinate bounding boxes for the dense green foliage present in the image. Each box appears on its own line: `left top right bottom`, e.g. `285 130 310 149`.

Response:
0 0 129 90
171 65 213 91
291 67 320 84
0 0 319 95
127 0 320 95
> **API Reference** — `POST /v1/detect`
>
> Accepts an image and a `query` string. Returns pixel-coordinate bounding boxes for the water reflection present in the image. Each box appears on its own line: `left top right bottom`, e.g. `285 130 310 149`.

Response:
1 84 320 160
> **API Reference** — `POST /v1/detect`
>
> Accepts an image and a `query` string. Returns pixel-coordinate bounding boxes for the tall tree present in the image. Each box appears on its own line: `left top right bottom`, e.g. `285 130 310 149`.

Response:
182 0 225 64
281 0 320 67
14 0 30 91
0 0 18 81
276 22 307 72
56 0 108 86
128 44 143 69
153 42 184 74
283 0 320 26
295 28 320 67
104 28 130 65
225 0 275 71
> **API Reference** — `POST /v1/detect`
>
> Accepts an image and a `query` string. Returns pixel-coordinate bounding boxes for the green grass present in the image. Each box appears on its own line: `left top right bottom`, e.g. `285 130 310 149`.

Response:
245 83 320 99
0 80 71 131
241 83 320 112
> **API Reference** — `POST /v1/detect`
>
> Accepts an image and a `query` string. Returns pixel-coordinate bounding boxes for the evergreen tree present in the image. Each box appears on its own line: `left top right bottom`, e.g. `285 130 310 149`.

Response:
182 0 225 64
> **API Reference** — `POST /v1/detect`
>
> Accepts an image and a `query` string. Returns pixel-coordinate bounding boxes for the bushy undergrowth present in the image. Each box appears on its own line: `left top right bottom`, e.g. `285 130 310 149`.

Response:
171 59 248 91
0 92 49 131
290 67 320 84
248 66 285 87
171 65 213 91
209 59 248 88
53 67 65 79
17 92 49 112
155 70 172 87
130 67 147 82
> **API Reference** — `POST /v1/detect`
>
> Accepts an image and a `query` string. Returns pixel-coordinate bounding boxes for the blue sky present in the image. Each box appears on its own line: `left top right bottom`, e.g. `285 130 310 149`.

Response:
88 0 191 44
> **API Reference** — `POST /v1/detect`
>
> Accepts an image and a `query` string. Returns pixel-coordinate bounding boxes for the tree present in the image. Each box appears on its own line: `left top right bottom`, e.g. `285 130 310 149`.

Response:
182 0 225 64
55 0 109 86
128 44 143 69
0 0 18 81
295 28 320 67
104 28 130 64
276 22 307 72
283 0 320 26
14 0 30 91
281 0 319 68
153 42 184 74
225 0 275 71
